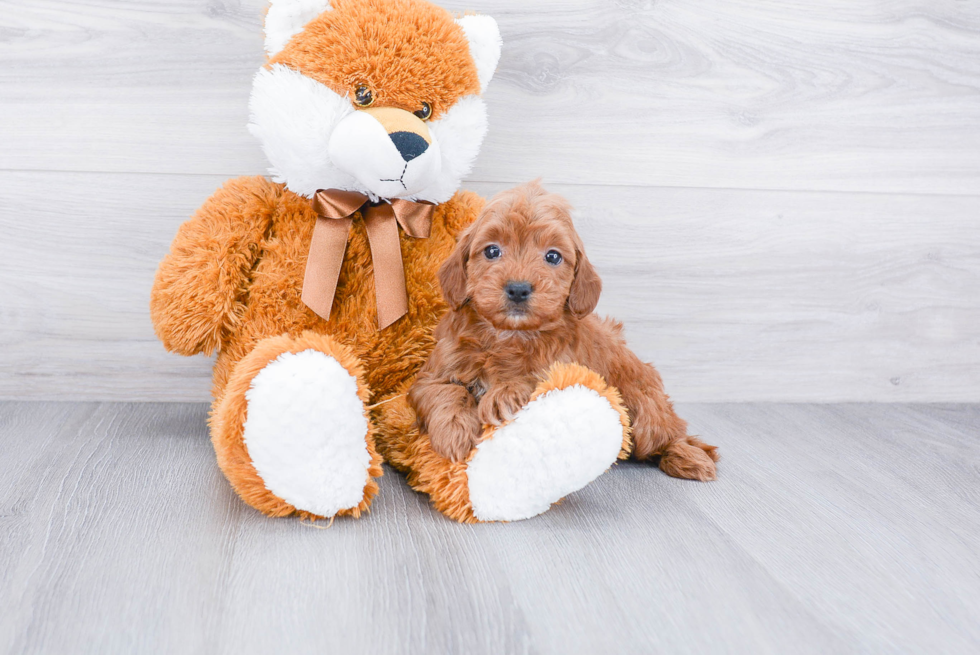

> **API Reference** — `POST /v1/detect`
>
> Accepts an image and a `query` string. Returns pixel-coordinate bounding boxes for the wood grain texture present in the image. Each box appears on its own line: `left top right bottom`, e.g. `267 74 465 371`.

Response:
0 401 977 653
1 171 977 402
1 0 979 194
0 0 978 401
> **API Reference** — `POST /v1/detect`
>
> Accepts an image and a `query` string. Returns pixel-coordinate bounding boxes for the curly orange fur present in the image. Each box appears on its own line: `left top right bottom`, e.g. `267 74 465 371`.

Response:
411 182 720 480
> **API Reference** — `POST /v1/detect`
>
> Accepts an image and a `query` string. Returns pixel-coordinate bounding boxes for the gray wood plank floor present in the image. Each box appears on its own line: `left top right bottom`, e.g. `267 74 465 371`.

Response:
1 401 977 654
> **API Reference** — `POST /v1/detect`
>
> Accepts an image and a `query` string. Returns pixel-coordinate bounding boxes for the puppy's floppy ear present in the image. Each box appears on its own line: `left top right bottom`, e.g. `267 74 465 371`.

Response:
438 226 475 310
567 243 602 318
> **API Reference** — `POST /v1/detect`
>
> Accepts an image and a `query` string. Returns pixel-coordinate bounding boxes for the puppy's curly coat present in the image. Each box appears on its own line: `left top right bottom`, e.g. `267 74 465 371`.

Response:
409 181 719 481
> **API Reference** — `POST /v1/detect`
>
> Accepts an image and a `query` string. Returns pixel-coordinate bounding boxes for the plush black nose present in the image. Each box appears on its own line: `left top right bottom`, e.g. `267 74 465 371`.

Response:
389 131 429 162
505 281 533 303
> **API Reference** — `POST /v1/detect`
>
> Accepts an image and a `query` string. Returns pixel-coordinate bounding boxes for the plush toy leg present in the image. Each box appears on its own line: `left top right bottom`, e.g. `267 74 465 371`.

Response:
210 331 382 520
380 363 630 523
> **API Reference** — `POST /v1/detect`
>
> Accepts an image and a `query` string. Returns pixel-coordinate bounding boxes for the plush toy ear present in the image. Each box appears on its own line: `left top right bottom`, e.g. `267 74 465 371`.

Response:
567 244 602 319
455 15 502 94
265 0 332 56
438 226 475 310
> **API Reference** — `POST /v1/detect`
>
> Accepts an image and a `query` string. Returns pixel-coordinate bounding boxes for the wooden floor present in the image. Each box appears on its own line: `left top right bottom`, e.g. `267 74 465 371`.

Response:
1 401 977 654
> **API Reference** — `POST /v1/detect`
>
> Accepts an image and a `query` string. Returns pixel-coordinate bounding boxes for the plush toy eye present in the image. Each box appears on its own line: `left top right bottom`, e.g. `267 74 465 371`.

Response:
484 244 501 260
545 250 563 265
414 102 433 121
354 86 374 107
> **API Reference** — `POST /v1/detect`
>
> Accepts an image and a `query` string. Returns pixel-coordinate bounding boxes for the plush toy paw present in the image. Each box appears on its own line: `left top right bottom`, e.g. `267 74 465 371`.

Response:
381 363 630 523
467 377 629 521
211 332 382 520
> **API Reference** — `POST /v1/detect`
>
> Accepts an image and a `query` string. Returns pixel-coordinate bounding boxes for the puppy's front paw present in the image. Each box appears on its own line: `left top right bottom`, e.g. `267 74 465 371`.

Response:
478 384 533 427
428 408 483 462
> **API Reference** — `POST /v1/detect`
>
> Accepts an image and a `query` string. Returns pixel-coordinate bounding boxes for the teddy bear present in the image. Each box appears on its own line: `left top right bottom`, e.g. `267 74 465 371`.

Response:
151 0 631 523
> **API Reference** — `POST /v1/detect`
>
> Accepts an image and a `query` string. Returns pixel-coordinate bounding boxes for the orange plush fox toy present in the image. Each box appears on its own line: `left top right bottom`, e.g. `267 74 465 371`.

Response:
152 0 630 523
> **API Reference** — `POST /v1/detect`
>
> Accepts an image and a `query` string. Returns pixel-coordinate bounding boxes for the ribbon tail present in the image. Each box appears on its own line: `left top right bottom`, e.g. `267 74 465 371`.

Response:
302 215 353 321
363 205 409 329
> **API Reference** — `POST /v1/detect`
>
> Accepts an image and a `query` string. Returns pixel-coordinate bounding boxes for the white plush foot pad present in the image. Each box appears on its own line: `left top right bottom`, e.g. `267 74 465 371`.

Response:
466 384 624 522
242 349 371 517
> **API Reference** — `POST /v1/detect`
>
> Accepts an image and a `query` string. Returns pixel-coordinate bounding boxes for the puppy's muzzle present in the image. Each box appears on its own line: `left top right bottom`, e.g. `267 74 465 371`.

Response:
505 281 533 304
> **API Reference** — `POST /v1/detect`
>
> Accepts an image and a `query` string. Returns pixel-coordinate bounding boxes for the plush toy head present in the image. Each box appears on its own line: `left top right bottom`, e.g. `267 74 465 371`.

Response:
249 0 501 203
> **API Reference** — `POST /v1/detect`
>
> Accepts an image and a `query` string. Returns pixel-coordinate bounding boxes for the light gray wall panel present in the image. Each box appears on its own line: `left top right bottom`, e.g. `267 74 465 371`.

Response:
1 172 976 401
1 1 978 193
0 0 978 400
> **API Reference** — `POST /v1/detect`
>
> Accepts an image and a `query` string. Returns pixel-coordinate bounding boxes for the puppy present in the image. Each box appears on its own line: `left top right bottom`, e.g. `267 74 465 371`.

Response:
409 181 719 481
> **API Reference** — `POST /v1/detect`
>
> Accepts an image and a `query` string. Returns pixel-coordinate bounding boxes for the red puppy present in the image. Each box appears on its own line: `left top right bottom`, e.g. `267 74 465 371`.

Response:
409 181 719 480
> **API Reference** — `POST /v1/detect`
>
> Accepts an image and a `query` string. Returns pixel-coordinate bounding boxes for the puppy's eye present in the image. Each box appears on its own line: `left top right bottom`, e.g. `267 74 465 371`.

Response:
484 244 501 260
354 86 374 107
414 102 432 121
545 250 563 265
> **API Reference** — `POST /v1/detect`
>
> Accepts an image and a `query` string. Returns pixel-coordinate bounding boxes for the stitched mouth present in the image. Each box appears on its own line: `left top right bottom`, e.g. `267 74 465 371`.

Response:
379 162 409 191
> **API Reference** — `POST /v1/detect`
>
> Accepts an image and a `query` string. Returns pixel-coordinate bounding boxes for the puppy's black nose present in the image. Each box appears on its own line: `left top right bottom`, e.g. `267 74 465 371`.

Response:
389 131 429 162
505 281 533 303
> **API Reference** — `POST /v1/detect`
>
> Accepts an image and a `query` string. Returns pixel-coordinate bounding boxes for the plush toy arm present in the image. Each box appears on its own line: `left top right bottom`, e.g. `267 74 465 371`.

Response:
150 176 279 356
441 190 485 240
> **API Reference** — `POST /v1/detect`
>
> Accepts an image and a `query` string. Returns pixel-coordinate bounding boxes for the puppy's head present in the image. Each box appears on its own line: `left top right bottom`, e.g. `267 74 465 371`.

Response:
439 181 601 331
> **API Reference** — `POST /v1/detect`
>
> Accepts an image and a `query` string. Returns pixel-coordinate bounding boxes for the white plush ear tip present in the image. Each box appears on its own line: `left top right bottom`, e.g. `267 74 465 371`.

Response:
456 15 502 94
264 0 333 56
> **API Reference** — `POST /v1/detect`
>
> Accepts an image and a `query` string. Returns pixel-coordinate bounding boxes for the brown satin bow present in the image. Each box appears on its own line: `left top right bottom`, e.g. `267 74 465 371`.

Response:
302 189 434 329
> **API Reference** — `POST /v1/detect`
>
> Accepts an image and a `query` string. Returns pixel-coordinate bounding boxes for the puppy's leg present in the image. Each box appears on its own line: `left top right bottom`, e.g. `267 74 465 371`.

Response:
409 381 482 462
608 350 719 481
477 380 536 426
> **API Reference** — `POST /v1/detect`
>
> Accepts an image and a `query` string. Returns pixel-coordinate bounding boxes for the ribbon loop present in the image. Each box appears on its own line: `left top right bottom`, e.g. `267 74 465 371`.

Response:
302 189 435 330
391 198 435 238
311 189 370 219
